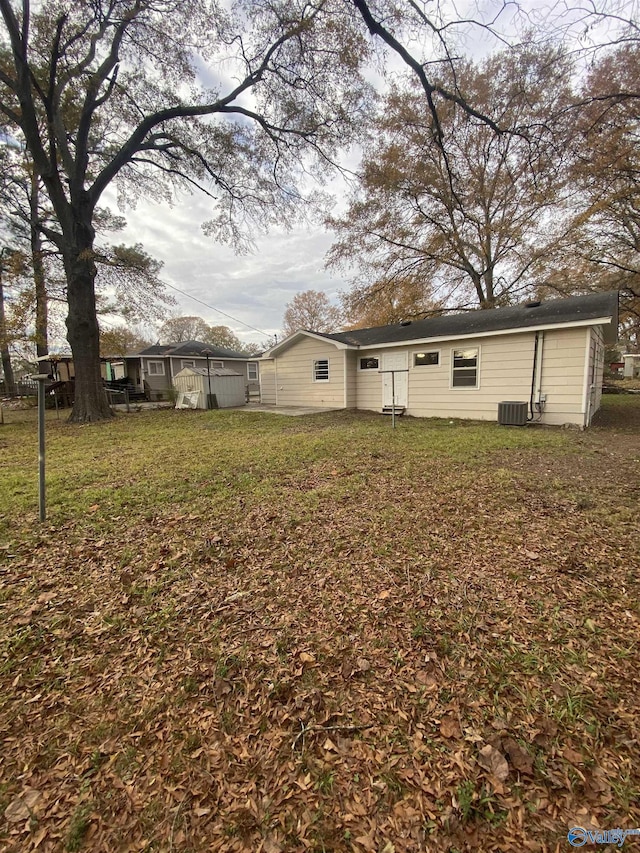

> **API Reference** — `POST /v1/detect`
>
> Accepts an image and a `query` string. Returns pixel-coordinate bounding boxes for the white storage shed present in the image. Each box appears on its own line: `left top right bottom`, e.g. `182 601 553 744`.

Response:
623 353 640 379
173 367 246 409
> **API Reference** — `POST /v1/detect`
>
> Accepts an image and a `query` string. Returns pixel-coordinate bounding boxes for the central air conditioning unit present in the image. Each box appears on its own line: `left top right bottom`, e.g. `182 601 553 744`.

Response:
498 401 528 426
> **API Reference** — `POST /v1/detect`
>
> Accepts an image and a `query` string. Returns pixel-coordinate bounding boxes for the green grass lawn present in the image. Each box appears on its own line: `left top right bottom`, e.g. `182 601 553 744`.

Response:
1 400 639 852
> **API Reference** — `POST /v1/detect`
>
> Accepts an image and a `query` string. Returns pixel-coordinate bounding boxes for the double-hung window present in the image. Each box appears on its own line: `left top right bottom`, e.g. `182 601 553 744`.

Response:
452 348 479 388
313 359 329 382
247 362 259 381
147 360 165 376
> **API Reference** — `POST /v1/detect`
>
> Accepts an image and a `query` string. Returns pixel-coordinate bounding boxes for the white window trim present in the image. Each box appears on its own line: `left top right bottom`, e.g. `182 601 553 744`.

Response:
450 346 480 390
181 359 196 370
412 349 441 368
146 360 165 376
313 359 330 382
358 355 380 371
247 362 259 381
211 360 224 368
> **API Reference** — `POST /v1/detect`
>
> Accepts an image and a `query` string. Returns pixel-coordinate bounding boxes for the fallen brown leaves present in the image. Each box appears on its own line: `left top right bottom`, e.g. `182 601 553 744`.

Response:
0 407 639 851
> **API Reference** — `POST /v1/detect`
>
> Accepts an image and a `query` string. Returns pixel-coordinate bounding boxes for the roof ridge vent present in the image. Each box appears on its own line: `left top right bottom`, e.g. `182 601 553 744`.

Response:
525 300 542 308
400 320 412 326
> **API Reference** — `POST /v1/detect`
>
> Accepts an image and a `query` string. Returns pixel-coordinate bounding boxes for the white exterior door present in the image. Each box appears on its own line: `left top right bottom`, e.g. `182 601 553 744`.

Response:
381 352 408 408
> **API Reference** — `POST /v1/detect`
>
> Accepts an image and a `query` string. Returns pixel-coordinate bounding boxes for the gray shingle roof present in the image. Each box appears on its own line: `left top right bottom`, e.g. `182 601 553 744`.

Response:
136 340 251 359
318 291 618 347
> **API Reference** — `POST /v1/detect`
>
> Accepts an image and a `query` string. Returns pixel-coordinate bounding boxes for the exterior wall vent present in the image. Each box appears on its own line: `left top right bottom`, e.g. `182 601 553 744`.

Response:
498 401 528 426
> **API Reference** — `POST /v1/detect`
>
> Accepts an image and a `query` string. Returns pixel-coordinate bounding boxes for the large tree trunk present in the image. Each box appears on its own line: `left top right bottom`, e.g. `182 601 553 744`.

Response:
30 175 48 358
0 274 17 397
64 223 112 423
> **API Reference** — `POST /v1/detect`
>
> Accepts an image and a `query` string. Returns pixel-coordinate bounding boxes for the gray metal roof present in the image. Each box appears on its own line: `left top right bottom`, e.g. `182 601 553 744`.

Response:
317 291 619 347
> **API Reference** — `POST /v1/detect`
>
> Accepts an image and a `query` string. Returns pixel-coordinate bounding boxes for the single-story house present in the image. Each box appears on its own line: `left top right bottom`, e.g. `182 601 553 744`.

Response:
42 354 122 383
260 291 619 427
124 341 261 401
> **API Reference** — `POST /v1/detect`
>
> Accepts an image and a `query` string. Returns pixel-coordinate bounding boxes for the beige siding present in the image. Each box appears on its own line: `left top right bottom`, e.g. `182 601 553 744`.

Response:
357 354 383 411
260 359 276 404
273 337 345 408
538 327 588 426
355 336 535 421
354 328 593 426
345 351 358 408
585 327 605 423
266 326 601 425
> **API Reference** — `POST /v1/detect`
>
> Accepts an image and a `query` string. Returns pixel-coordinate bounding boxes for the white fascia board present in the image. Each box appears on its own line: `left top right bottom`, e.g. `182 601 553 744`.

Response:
361 317 614 351
264 330 349 357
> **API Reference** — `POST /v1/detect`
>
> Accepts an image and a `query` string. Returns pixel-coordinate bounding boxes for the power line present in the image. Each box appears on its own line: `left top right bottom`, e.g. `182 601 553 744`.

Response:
163 281 270 337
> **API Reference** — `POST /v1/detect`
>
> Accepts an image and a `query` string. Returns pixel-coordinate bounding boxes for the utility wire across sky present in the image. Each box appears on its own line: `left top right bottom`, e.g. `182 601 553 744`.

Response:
163 281 270 338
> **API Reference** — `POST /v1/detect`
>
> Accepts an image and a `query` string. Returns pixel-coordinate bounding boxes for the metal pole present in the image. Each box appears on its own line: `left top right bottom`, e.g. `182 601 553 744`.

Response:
37 378 46 522
391 370 396 430
205 352 212 410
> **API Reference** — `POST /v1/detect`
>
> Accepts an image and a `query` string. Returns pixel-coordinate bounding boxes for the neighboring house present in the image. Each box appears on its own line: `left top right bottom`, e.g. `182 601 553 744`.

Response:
260 291 618 427
124 341 260 401
42 354 121 382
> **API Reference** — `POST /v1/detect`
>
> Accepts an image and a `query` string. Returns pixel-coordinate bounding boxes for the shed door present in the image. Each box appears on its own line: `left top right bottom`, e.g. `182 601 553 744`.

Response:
381 352 408 408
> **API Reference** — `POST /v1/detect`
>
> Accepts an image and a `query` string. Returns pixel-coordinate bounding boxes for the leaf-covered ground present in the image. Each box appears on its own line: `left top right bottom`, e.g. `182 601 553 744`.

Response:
1 398 639 852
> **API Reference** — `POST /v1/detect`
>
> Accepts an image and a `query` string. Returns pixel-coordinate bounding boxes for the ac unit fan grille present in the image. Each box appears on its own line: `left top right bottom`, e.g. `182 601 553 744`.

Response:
498 401 528 426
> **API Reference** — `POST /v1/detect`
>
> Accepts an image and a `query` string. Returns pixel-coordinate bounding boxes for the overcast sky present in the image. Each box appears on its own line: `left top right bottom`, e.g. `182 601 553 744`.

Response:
97 2 630 350
103 177 351 348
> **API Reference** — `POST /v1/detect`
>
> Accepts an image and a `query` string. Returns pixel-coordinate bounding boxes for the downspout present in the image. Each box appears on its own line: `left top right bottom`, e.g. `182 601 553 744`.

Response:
528 332 544 421
343 352 348 409
528 332 539 421
534 331 544 416
580 329 592 428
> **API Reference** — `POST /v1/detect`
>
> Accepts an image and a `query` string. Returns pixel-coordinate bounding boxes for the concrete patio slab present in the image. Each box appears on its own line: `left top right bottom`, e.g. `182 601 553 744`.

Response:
230 403 341 416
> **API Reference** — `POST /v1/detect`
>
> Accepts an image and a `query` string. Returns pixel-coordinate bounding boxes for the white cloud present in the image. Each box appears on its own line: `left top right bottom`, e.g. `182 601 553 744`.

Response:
104 185 348 345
